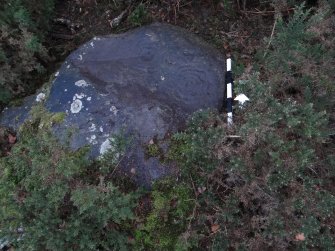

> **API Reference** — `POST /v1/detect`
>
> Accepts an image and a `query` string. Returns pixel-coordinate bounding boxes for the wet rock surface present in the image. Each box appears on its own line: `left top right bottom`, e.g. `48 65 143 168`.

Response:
0 23 225 186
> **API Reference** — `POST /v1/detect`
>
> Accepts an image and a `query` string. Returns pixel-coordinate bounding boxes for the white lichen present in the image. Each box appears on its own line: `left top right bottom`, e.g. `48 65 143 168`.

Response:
36 93 46 102
87 97 92 101
75 80 88 87
99 138 118 156
99 126 104 133
90 42 94 47
74 93 86 100
64 89 68 92
99 137 120 160
70 99 83 113
87 134 98 145
160 75 165 81
89 123 96 132
55 71 59 77
110 105 118 115
99 138 111 155
78 55 83 60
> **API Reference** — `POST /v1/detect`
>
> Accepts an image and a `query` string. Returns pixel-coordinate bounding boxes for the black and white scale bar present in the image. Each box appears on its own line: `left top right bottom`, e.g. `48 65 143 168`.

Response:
226 58 233 126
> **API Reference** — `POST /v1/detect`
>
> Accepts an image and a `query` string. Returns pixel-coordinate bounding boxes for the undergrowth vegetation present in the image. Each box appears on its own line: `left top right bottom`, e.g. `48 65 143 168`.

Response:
0 1 335 251
0 109 140 250
0 0 54 105
154 4 334 250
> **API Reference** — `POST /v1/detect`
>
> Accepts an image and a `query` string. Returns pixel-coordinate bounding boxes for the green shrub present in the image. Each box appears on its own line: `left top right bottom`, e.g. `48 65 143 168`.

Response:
0 0 54 105
162 3 335 250
128 3 149 27
0 112 140 250
135 178 194 250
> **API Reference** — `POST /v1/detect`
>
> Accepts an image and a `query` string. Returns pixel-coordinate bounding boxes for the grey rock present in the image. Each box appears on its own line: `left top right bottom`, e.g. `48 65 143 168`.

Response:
0 23 225 187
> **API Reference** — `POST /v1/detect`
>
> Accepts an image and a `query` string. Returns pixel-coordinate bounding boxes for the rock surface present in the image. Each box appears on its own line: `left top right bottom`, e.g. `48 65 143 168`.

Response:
0 23 225 186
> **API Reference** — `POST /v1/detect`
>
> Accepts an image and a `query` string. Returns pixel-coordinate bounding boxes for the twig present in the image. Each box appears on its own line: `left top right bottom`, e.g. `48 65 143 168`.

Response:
187 175 198 231
110 154 127 177
53 18 81 34
51 33 75 40
109 9 128 28
225 135 241 138
240 8 294 16
109 3 134 29
263 17 277 58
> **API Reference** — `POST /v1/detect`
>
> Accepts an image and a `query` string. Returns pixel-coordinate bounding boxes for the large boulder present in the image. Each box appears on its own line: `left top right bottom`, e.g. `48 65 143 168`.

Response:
0 23 225 186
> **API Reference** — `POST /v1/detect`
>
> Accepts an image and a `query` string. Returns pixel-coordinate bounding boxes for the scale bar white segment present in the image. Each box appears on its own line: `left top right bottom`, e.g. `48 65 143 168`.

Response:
227 83 232 98
227 58 232 71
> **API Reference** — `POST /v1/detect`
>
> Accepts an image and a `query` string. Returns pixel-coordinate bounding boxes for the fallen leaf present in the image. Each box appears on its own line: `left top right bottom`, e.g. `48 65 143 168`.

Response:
295 233 305 241
8 134 16 144
149 139 154 145
211 224 220 233
197 186 207 194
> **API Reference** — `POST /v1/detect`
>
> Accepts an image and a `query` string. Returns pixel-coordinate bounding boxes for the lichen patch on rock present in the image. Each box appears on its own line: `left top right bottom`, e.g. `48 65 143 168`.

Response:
100 138 112 155
75 80 88 87
36 93 46 102
70 99 83 113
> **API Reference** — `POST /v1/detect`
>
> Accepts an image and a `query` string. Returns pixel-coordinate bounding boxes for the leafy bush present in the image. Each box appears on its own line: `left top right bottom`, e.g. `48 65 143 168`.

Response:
0 0 54 104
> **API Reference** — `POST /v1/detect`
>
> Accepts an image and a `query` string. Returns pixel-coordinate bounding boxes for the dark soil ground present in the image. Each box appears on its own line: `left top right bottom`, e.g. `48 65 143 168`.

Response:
46 0 277 74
